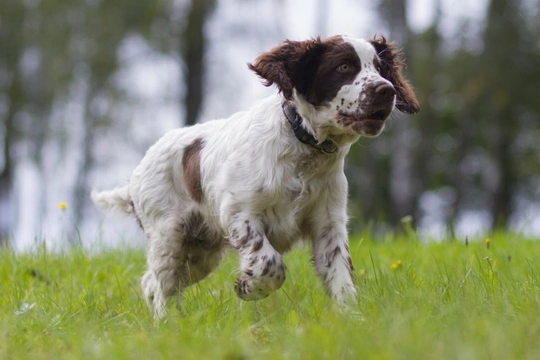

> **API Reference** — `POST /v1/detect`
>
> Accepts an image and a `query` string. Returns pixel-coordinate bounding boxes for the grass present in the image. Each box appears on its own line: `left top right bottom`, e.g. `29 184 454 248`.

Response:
1 232 539 359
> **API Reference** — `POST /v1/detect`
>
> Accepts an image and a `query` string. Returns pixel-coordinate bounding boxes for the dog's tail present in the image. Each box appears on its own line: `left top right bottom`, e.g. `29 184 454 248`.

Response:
91 185 134 215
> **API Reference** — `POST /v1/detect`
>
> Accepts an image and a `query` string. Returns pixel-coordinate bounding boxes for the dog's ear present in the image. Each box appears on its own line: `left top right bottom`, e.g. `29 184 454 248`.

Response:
370 36 420 114
248 38 325 100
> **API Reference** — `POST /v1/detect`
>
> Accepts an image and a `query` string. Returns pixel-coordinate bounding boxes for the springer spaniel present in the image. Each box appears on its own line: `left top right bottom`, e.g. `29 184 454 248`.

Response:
92 35 419 318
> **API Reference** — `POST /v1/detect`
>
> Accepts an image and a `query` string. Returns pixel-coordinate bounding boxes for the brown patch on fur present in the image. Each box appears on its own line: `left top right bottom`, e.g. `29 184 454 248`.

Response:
249 256 259 267
252 237 264 252
326 246 341 268
182 138 204 202
248 36 361 105
236 234 248 249
347 256 354 272
369 36 420 114
261 261 271 276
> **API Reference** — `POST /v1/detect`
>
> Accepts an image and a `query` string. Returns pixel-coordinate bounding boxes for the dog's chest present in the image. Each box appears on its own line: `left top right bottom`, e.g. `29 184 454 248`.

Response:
260 160 331 253
262 191 314 253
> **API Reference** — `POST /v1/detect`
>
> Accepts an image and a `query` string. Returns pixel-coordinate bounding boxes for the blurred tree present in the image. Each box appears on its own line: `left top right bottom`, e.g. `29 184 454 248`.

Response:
352 0 540 233
0 0 170 244
438 0 540 231
0 0 74 240
405 2 447 227
181 0 216 126
473 0 540 228
2 0 540 246
70 0 169 238
0 1 25 241
378 0 417 226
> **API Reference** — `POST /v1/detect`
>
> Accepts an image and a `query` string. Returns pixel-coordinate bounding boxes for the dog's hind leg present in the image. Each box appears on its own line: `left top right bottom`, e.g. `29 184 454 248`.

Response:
142 223 184 319
142 214 225 319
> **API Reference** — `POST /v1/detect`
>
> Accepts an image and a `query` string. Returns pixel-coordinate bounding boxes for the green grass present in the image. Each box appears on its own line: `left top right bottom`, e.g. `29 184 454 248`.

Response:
1 233 539 359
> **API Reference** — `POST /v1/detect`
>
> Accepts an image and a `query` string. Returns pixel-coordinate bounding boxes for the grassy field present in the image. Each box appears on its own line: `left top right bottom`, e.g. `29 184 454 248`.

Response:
1 232 539 360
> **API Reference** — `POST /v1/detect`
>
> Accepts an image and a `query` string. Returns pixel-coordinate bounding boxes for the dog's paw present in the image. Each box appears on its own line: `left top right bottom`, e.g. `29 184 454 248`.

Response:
234 276 272 301
234 268 285 301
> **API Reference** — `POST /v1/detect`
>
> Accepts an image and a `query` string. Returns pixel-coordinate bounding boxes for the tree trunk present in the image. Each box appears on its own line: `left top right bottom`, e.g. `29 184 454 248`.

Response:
0 160 14 245
379 0 416 225
71 88 98 246
181 0 216 126
482 0 521 229
0 3 25 244
0 76 21 244
490 109 513 229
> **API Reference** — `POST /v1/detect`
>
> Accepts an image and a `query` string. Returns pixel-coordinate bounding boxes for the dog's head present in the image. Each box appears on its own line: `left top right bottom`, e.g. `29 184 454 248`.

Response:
248 35 419 139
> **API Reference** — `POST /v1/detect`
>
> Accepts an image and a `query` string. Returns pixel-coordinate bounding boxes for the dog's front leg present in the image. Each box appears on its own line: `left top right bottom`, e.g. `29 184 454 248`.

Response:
312 218 357 308
228 218 286 301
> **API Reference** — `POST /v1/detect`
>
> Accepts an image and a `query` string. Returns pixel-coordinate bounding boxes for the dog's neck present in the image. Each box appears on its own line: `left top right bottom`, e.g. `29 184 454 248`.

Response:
281 100 338 155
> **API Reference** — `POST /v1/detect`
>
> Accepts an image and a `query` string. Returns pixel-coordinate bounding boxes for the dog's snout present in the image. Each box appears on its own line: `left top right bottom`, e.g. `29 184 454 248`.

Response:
357 81 397 122
374 82 396 98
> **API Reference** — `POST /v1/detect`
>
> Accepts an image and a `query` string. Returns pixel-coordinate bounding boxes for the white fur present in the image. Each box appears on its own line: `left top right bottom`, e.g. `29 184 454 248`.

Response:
92 36 399 318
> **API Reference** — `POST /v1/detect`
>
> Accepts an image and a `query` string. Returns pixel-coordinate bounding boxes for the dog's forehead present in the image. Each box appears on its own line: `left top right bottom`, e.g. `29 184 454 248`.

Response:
340 36 378 63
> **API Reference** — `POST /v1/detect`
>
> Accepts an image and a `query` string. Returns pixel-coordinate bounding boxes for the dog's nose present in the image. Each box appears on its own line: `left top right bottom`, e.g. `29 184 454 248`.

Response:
374 82 396 98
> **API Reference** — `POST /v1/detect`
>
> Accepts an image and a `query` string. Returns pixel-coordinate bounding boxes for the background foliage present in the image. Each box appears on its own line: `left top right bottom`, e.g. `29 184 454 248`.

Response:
1 0 540 247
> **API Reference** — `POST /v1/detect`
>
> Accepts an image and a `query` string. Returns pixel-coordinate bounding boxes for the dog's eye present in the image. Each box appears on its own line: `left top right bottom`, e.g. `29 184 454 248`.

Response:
337 63 351 72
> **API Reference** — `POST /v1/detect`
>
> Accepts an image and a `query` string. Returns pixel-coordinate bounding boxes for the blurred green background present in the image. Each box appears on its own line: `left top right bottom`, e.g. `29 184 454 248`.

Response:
1 0 539 248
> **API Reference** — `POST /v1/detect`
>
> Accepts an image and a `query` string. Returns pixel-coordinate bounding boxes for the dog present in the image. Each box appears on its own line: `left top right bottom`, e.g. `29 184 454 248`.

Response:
91 35 419 318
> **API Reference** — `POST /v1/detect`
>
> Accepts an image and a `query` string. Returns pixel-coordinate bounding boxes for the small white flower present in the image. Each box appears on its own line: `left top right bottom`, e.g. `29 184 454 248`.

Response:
15 302 35 315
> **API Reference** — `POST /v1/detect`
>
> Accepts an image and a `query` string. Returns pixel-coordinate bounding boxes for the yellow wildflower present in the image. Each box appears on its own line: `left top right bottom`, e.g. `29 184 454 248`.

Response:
485 237 490 249
58 202 68 210
359 269 366 276
391 263 399 270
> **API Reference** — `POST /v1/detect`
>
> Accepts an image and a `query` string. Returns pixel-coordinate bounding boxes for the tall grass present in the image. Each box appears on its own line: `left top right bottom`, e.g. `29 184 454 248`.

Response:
0 232 538 359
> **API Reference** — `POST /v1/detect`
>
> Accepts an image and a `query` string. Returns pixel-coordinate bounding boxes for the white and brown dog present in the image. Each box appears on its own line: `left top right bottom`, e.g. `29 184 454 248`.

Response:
92 35 419 318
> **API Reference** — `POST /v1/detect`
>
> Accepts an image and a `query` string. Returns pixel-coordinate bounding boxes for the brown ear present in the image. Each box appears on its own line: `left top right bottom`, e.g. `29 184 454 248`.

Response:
370 36 420 114
248 38 324 100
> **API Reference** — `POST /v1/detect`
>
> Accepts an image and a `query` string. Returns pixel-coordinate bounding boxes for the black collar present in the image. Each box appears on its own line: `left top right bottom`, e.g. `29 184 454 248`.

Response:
281 100 338 154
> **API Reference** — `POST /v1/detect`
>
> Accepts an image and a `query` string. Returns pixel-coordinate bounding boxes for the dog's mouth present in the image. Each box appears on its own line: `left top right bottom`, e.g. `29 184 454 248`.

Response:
338 108 392 136
365 109 391 121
